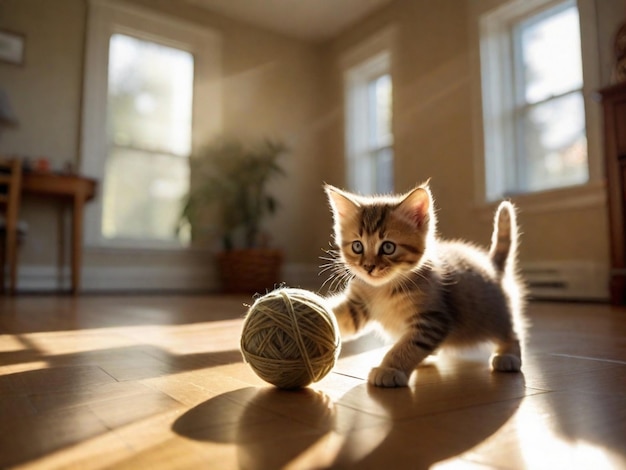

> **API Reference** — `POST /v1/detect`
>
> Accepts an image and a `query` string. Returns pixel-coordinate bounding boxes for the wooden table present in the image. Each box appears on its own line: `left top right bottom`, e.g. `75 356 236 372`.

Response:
21 172 97 294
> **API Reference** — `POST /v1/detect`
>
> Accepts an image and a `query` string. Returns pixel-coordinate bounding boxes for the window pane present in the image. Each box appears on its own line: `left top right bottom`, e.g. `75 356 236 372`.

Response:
521 91 587 192
368 74 392 148
519 5 582 103
351 147 394 195
346 51 393 195
108 34 193 156
374 147 394 194
102 148 189 242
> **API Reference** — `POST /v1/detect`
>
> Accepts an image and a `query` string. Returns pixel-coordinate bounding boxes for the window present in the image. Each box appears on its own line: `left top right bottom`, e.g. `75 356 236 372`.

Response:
81 0 221 249
104 34 194 243
343 32 394 195
480 0 589 200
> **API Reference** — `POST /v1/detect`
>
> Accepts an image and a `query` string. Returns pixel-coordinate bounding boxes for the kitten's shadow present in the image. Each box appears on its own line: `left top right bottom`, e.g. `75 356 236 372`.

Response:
172 368 526 469
332 368 526 468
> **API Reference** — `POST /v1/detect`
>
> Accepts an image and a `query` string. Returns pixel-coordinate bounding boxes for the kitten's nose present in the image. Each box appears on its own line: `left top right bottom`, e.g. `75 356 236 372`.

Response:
364 264 375 274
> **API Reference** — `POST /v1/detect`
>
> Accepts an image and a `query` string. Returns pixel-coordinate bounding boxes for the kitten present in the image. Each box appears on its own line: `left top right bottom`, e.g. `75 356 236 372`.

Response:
323 182 525 387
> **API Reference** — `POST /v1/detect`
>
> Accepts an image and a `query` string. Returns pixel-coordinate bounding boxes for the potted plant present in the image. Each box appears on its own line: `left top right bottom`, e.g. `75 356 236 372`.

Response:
180 137 287 294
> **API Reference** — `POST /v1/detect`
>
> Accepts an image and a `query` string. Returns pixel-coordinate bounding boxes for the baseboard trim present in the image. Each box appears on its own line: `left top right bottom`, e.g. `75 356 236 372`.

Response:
14 263 323 294
21 260 607 300
282 263 323 291
15 264 218 293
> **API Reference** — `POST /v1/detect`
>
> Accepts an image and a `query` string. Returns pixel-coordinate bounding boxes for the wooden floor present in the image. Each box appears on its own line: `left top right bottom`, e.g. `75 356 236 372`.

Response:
1 295 625 469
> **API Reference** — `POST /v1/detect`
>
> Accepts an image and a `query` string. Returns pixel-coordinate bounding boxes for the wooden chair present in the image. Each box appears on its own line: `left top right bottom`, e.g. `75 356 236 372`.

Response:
0 157 23 294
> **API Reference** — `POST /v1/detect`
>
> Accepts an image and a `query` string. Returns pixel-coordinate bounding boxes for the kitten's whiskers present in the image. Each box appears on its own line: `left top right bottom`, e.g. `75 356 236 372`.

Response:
319 249 354 293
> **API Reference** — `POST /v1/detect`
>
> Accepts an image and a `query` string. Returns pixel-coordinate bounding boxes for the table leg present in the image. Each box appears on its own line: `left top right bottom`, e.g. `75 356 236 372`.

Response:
71 195 85 295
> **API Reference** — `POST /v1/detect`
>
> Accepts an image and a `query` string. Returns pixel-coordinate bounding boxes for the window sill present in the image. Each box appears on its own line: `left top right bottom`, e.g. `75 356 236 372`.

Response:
473 180 606 218
85 240 212 256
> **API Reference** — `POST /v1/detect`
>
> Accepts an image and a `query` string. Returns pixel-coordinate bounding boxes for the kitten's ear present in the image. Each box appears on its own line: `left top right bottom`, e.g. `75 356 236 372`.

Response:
396 186 431 227
325 184 359 219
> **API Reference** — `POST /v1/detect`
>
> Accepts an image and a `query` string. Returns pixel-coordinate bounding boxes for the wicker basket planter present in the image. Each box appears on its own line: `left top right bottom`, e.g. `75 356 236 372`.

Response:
217 248 283 294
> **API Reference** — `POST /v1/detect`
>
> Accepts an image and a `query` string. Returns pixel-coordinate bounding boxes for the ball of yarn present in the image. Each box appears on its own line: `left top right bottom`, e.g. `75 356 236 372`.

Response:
240 287 341 389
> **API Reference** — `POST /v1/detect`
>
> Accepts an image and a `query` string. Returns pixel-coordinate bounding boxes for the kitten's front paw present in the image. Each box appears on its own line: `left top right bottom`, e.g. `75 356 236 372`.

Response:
491 354 521 372
368 367 409 387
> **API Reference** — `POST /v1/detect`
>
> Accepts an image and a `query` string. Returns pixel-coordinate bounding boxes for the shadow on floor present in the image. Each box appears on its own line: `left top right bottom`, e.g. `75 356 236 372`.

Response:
173 368 526 469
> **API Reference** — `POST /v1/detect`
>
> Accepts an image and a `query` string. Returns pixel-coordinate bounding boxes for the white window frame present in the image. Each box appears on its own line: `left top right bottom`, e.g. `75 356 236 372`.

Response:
81 0 222 250
478 0 602 204
341 28 395 195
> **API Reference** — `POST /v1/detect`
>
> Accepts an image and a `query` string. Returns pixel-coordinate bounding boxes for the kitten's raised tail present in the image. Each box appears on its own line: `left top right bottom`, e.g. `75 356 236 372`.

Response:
489 201 518 275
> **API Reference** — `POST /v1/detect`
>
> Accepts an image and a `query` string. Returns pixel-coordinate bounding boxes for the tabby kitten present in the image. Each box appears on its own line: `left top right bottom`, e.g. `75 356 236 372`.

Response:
323 183 525 387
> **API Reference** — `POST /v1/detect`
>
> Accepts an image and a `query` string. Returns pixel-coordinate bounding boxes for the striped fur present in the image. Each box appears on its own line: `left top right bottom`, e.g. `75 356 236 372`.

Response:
323 184 526 387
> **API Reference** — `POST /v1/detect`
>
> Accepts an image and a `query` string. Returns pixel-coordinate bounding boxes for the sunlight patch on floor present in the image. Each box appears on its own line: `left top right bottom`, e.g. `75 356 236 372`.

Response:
515 398 615 470
1 319 244 361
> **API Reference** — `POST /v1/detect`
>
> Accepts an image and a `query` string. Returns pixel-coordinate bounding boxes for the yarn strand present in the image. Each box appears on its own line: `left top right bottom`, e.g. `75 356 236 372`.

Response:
280 289 316 384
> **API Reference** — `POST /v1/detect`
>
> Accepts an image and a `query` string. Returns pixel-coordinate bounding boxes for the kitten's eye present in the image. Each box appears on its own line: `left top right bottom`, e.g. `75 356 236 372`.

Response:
380 241 396 255
352 241 364 254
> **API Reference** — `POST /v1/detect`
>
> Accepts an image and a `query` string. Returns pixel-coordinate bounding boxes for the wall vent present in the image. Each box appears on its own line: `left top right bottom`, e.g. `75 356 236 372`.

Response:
521 261 608 301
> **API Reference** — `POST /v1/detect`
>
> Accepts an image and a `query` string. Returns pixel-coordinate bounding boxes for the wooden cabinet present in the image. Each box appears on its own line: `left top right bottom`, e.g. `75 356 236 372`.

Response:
599 82 626 305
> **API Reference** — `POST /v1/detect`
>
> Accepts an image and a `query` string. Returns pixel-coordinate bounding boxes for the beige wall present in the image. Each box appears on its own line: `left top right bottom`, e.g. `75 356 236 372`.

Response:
321 0 489 245
0 0 329 290
321 0 624 278
0 0 86 267
1 0 624 292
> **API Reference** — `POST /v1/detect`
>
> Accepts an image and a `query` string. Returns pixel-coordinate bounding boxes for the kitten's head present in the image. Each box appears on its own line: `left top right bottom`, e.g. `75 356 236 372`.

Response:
325 183 435 286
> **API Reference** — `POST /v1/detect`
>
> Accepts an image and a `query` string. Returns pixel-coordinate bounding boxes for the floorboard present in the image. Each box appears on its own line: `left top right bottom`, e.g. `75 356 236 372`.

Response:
1 296 625 469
